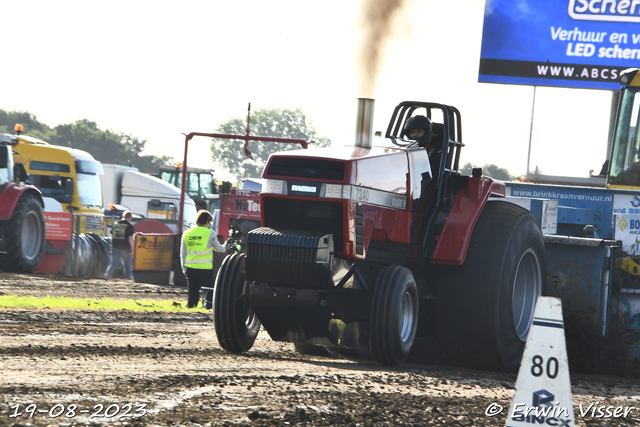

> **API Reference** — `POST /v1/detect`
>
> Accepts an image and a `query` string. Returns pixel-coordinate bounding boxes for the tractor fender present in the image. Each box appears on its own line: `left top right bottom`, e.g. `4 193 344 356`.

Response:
430 176 505 265
0 183 43 221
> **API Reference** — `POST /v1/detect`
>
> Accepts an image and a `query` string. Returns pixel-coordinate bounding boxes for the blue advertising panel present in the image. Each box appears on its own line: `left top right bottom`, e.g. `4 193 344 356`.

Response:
479 0 640 90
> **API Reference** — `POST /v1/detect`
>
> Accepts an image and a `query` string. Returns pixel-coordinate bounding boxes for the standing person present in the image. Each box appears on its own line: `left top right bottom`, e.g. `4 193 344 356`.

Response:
180 210 227 308
105 211 135 280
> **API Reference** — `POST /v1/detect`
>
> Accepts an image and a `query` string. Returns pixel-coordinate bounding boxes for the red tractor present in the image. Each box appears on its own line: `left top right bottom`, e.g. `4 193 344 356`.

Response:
0 134 46 273
213 99 545 371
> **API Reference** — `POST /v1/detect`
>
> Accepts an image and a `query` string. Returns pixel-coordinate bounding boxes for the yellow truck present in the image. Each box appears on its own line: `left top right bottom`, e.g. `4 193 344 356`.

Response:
12 130 104 235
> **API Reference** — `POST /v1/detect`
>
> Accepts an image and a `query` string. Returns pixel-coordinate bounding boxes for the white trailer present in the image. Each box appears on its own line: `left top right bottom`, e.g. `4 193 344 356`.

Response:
101 164 197 233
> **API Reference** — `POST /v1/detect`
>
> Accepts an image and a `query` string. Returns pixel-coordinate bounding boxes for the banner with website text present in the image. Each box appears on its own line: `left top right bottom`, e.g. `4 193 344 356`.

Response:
479 0 640 89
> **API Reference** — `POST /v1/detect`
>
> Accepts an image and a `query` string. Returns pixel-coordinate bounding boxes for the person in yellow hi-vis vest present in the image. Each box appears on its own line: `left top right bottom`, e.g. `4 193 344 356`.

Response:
180 210 227 308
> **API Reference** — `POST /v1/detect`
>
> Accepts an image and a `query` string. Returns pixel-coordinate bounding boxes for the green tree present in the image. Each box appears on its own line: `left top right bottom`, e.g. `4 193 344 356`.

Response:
48 120 128 162
0 110 51 140
461 162 516 181
0 109 173 173
131 152 175 175
47 120 172 173
211 107 331 183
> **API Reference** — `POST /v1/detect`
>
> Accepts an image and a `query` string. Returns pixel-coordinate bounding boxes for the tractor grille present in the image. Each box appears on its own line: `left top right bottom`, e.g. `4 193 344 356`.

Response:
355 204 363 255
267 158 345 180
84 215 103 233
246 228 331 288
263 197 343 252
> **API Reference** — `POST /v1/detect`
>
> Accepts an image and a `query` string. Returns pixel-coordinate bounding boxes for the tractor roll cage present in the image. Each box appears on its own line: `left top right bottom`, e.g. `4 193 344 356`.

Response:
385 101 463 177
385 101 465 262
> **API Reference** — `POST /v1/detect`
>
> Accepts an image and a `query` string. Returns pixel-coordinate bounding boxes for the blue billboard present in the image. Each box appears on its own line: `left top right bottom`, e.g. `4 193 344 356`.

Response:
479 0 640 90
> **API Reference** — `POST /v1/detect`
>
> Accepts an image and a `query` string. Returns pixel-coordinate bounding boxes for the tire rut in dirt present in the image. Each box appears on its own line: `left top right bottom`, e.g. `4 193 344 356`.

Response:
0 309 209 324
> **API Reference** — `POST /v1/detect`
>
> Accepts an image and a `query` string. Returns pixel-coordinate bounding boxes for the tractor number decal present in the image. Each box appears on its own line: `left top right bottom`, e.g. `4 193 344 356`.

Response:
354 187 370 202
350 186 407 210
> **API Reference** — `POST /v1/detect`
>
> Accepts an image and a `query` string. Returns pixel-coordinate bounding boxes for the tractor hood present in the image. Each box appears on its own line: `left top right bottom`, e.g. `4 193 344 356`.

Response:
265 144 407 164
262 143 416 197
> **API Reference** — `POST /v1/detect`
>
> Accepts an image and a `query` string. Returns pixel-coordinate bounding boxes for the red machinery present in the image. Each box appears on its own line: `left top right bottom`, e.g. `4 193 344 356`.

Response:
177 103 307 233
0 133 46 273
217 188 261 241
213 99 546 371
174 104 308 286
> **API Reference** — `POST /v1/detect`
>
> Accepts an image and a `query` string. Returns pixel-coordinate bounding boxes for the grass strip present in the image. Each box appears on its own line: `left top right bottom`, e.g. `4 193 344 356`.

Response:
0 294 208 312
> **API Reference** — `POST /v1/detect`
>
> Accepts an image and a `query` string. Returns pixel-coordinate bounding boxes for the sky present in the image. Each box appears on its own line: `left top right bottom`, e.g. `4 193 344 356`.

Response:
1 0 615 180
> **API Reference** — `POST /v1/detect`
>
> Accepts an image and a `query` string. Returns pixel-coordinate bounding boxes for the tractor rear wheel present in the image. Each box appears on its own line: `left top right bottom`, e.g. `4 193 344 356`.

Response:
438 201 545 371
370 265 419 366
0 194 45 273
213 253 260 353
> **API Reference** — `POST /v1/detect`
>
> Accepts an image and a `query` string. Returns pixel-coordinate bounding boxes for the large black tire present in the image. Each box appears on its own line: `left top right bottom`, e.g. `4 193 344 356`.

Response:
0 194 45 273
438 201 546 371
370 265 419 366
213 253 260 353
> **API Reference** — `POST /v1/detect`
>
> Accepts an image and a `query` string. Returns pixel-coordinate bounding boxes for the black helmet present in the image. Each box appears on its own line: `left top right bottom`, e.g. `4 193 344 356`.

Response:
402 115 433 147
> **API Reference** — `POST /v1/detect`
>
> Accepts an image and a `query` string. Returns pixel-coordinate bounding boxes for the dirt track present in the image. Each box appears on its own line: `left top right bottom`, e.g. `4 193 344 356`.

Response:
1 273 640 426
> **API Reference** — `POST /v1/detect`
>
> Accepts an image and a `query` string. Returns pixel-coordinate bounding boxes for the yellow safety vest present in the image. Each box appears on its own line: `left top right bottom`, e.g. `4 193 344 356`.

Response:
183 226 214 270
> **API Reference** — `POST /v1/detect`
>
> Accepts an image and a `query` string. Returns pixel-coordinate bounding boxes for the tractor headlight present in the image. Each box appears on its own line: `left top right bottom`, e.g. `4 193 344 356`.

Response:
264 179 285 194
341 185 351 199
321 184 352 199
323 184 342 199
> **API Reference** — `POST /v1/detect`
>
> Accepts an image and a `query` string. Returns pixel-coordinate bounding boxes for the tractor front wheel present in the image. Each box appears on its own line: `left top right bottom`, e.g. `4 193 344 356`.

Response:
370 265 419 366
213 253 260 353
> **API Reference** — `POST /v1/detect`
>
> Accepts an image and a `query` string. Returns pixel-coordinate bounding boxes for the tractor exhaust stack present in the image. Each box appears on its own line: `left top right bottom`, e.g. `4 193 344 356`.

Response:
354 98 375 149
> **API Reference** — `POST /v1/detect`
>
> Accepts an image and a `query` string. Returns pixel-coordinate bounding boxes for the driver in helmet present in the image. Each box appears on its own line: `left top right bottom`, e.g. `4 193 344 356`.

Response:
402 115 433 148
403 115 441 179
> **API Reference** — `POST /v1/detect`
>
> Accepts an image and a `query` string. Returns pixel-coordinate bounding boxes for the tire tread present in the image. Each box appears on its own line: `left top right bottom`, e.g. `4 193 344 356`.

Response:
0 194 45 273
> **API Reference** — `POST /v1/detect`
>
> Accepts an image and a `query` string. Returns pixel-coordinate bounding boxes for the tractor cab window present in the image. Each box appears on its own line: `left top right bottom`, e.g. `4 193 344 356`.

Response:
76 173 102 207
0 168 8 186
29 174 74 203
187 173 200 197
75 160 103 207
184 171 213 198
197 173 214 197
0 147 11 186
609 86 640 186
160 170 179 187
162 170 214 198
408 149 432 200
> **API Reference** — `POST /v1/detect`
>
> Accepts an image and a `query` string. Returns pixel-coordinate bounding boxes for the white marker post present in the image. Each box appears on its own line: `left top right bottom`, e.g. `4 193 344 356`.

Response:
506 296 575 427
